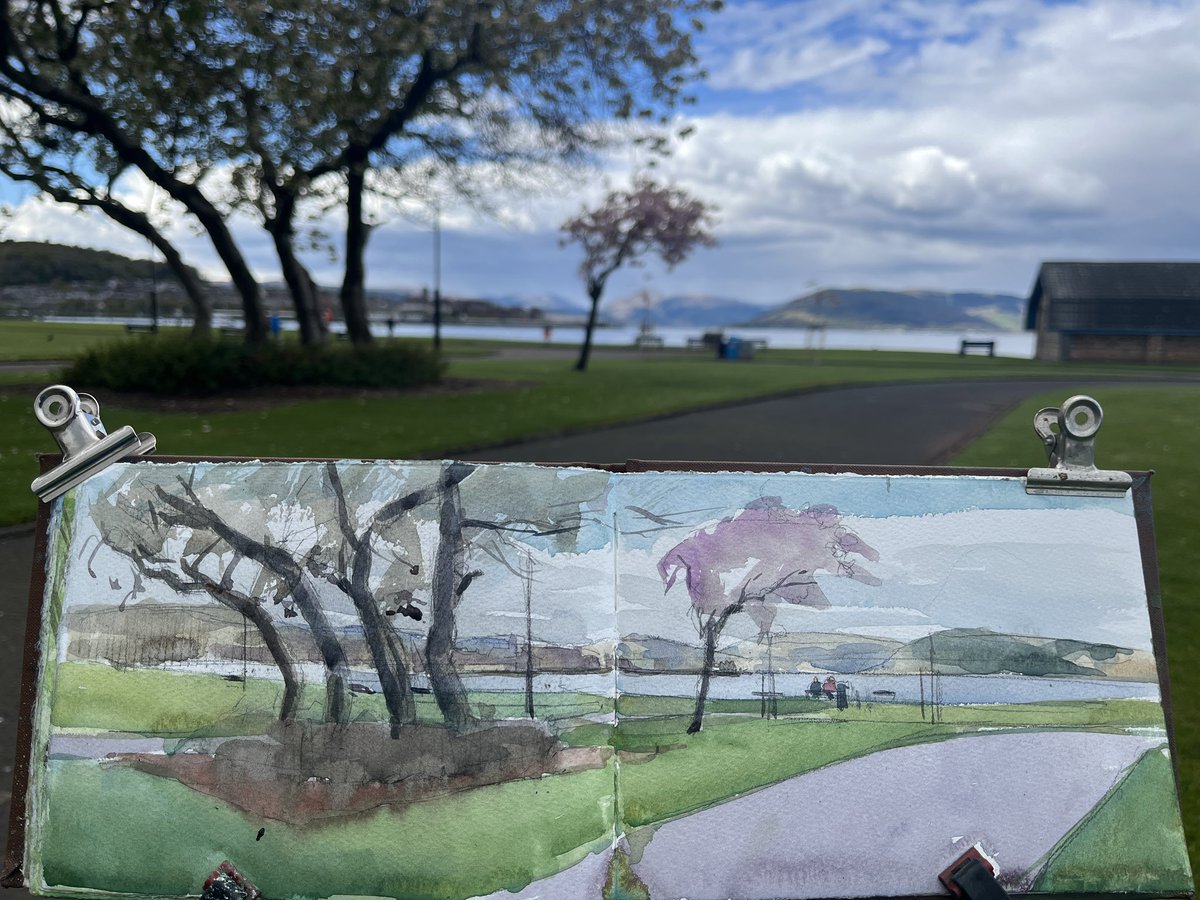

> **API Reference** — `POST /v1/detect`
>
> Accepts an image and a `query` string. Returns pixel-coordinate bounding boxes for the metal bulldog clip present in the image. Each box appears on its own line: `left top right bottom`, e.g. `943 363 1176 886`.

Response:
1025 394 1131 497
30 384 157 502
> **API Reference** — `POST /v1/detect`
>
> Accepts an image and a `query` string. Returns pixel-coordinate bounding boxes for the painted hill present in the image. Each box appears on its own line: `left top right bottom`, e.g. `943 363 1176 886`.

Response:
746 288 1024 331
877 628 1157 681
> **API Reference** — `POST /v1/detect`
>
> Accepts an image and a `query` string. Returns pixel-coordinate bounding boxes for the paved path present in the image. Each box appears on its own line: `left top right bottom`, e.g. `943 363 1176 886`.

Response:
631 731 1161 898
462 378 1100 465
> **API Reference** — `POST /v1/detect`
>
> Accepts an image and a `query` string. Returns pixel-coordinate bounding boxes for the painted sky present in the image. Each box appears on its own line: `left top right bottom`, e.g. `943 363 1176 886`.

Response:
5 0 1200 305
57 464 1154 656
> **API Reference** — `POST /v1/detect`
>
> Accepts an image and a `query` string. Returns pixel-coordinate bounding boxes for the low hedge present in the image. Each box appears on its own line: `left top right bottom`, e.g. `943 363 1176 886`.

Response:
64 333 444 396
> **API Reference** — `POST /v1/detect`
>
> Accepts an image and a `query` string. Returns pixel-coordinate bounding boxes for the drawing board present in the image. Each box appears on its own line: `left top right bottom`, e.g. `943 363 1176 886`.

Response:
4 457 1192 899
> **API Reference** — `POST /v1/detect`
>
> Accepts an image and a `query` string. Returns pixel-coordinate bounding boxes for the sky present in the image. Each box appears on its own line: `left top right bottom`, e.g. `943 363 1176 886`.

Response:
59 464 1154 657
5 0 1200 307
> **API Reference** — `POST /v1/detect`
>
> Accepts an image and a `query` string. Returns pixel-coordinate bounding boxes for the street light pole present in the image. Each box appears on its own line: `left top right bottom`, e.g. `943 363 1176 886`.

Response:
433 201 442 352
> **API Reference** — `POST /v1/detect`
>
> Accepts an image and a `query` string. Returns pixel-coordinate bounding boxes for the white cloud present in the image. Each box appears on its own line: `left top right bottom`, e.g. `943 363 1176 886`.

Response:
5 0 1200 300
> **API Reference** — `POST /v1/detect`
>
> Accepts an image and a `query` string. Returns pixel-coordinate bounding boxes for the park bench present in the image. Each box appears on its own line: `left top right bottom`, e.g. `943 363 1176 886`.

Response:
959 339 995 356
125 324 157 334
634 334 664 348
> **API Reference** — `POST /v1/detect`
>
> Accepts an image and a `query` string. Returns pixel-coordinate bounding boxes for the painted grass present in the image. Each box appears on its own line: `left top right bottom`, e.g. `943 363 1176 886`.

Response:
1032 747 1192 891
37 757 615 900
614 693 1165 730
953 385 1200 873
50 662 612 736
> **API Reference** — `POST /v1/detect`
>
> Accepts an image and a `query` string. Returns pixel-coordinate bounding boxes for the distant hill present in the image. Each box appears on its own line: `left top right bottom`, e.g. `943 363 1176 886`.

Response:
606 293 768 328
747 288 1024 331
0 240 189 286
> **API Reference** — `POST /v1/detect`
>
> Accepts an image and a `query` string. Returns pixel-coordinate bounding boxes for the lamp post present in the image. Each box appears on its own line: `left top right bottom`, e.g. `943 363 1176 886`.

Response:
432 200 442 351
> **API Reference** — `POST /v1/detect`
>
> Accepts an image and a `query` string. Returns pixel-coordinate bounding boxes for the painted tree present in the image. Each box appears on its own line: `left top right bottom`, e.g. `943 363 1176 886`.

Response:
561 179 716 371
88 460 609 736
90 467 349 722
658 498 881 733
420 461 612 731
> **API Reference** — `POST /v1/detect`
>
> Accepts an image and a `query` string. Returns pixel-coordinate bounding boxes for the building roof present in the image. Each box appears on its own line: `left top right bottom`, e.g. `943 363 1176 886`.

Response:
1025 261 1200 331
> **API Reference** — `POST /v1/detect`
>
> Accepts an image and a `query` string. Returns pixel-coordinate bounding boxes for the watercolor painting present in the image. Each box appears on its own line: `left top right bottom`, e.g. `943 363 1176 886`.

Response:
19 462 1192 899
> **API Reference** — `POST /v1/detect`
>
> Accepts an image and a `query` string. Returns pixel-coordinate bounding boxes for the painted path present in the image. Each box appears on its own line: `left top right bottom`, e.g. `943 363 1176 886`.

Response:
630 730 1161 899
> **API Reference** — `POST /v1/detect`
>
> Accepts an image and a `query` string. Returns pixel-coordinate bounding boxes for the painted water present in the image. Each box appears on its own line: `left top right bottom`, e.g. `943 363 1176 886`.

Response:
144 660 1157 705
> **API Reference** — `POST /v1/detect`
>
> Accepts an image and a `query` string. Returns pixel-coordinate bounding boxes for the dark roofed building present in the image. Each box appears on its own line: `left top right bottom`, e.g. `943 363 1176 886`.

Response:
1026 261 1200 363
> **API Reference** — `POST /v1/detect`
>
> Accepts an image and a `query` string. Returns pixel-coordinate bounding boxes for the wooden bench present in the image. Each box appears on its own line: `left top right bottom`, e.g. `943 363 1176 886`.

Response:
125 324 157 334
959 340 995 357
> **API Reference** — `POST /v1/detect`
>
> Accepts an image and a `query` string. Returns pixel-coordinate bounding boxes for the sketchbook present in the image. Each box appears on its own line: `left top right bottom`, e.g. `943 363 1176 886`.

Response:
4 457 1193 899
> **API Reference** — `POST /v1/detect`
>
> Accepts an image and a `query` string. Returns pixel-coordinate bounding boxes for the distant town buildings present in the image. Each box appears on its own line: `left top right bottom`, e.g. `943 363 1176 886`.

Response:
1026 262 1200 364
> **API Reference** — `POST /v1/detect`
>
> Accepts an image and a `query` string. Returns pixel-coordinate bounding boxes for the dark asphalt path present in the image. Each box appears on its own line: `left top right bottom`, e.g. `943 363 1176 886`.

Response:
461 379 1080 466
0 375 1143 891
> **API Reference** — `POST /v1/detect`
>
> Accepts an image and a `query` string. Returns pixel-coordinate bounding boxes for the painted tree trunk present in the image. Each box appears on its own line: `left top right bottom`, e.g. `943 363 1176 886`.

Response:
575 286 603 371
426 463 478 732
689 617 721 733
340 163 374 345
351 532 415 737
289 578 352 724
237 598 301 720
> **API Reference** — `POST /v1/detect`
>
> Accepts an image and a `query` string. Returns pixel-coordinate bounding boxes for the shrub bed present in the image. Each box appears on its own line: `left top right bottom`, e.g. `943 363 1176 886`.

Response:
64 333 444 395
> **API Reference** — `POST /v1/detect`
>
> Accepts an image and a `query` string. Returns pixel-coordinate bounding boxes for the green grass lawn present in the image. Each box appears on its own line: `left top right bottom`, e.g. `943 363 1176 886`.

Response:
1032 746 1192 892
954 383 1200 876
4 322 1199 529
0 320 126 361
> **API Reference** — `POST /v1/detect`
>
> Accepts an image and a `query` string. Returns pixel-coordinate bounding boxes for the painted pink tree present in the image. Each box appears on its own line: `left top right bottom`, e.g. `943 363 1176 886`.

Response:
658 498 882 733
561 178 716 371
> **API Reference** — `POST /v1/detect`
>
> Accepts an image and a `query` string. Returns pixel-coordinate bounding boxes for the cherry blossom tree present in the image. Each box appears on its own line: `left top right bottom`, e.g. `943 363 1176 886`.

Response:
658 498 881 733
561 179 716 371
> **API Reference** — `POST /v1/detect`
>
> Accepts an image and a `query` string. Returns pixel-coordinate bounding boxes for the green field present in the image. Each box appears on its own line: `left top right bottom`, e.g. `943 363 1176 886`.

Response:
2 321 1197 528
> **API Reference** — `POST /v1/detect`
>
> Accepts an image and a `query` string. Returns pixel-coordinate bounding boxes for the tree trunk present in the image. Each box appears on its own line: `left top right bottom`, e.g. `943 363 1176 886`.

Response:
426 463 478 732
268 213 325 347
351 532 415 737
689 617 720 734
575 284 603 371
340 162 374 344
98 199 212 338
0 64 266 343
172 184 268 345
